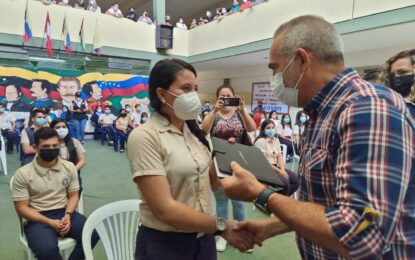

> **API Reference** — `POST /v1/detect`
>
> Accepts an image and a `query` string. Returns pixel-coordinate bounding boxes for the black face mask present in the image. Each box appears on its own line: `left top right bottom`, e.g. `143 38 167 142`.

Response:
391 74 414 97
39 148 60 162
120 113 127 117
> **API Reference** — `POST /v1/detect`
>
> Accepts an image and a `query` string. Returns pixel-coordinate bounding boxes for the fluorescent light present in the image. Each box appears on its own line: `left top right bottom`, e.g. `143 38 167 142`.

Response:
28 56 66 64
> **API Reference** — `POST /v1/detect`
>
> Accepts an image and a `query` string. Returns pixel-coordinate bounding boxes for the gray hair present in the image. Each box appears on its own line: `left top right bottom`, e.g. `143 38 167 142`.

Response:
274 15 344 64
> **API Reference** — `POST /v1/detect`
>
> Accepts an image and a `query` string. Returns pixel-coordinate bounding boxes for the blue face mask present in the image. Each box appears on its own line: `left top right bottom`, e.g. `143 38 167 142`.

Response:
62 108 68 112
264 129 276 138
300 116 307 123
283 118 291 124
105 109 111 114
35 118 47 126
0 108 5 113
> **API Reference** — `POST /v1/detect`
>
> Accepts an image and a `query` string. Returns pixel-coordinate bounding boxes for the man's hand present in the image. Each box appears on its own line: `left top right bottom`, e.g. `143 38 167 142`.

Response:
219 162 265 201
235 221 272 246
59 214 71 237
235 217 292 246
221 220 259 252
48 219 63 233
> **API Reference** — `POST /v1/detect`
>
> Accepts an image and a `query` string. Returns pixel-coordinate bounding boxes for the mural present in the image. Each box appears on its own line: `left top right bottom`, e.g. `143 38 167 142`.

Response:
0 67 150 116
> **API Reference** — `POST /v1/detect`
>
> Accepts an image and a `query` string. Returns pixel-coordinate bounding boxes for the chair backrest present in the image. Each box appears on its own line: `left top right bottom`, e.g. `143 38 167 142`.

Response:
82 199 141 260
10 176 26 238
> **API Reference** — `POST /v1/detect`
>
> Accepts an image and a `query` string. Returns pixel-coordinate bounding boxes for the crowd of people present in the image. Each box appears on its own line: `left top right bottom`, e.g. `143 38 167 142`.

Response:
35 0 269 29
7 6 415 259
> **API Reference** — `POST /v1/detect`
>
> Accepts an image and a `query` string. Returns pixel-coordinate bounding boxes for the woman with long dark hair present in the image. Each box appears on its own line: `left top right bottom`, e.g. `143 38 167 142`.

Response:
200 84 256 252
50 118 86 191
127 59 254 259
293 111 308 155
277 113 294 161
254 119 298 195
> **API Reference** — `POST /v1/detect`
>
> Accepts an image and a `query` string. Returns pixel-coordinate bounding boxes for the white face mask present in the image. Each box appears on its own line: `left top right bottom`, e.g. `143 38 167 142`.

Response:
166 90 201 120
56 128 69 139
63 0 69 4
271 55 304 107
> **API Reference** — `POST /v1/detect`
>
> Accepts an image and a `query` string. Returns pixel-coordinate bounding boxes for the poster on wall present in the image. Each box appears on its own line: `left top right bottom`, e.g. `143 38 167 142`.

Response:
251 82 288 113
0 67 150 118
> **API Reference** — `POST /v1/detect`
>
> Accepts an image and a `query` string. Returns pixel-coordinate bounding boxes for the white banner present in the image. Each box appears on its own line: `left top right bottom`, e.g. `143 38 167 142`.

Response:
251 82 289 113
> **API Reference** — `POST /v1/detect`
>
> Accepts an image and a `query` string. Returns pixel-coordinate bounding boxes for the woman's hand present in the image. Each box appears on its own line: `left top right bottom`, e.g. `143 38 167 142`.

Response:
214 99 225 113
236 95 245 111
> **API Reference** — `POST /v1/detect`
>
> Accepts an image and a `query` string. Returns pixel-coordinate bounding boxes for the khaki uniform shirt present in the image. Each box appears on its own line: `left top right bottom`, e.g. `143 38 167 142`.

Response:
20 126 41 144
254 137 282 165
11 156 79 211
127 112 215 232
59 139 85 161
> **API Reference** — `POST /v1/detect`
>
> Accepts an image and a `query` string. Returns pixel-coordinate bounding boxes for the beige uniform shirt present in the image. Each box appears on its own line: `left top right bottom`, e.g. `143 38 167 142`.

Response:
59 139 86 161
11 157 79 211
127 112 215 232
254 137 282 165
20 126 41 144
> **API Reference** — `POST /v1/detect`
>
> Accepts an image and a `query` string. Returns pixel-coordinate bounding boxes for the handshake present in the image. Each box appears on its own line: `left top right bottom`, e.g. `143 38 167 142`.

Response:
220 218 277 252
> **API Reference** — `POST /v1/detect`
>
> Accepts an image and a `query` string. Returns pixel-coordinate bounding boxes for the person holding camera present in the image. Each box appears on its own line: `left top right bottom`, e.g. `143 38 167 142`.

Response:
71 92 88 144
201 85 256 252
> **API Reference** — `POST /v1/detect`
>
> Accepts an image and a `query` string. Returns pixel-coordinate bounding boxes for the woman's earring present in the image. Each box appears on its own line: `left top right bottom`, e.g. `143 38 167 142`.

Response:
161 100 166 105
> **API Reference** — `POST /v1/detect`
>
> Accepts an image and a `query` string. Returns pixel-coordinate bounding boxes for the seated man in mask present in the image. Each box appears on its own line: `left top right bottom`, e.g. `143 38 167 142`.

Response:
11 127 99 260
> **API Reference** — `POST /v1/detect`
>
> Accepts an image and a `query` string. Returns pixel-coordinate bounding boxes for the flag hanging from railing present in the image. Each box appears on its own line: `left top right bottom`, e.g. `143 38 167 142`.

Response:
78 18 86 51
23 0 32 42
62 14 72 55
93 21 101 56
44 12 53 57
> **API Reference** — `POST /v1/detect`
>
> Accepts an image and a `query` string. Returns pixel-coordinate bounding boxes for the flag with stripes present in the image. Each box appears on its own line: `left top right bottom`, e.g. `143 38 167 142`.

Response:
44 12 53 57
23 0 32 42
62 15 72 55
93 21 101 56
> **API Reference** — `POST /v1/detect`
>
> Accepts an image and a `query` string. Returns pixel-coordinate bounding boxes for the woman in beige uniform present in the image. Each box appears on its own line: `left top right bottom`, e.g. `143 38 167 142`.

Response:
127 59 255 260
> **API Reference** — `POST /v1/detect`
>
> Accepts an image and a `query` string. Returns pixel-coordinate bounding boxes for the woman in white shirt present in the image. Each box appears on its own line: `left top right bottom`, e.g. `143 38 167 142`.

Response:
254 119 298 195
293 111 307 146
276 113 294 161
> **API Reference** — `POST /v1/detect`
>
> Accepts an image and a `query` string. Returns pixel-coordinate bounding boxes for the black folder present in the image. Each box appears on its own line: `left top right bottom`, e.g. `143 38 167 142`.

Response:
211 137 286 192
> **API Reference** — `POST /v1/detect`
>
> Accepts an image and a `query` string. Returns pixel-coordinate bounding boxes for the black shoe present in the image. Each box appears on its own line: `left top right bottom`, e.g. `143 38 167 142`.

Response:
120 149 125 153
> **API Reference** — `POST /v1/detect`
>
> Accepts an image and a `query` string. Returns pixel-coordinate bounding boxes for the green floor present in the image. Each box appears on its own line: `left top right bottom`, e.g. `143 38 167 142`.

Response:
0 140 300 260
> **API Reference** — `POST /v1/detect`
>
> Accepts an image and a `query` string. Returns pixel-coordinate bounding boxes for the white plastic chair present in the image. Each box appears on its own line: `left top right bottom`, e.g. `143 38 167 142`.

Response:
280 144 287 164
82 199 141 260
10 176 80 260
290 142 301 173
0 135 8 175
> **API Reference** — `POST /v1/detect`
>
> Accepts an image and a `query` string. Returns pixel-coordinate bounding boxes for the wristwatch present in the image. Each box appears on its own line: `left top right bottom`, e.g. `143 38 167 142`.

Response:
254 186 277 215
214 217 226 236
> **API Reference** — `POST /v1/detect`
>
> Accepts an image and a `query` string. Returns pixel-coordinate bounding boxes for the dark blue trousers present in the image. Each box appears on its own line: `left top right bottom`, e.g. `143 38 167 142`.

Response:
135 226 216 260
24 208 99 260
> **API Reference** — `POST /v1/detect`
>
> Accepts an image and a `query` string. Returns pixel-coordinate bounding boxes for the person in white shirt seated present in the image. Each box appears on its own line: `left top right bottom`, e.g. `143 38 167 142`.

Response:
0 103 16 153
131 104 142 128
268 110 280 130
138 11 153 24
276 113 294 161
87 0 101 13
176 18 188 30
254 119 298 195
105 4 123 18
57 0 71 7
98 105 116 145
